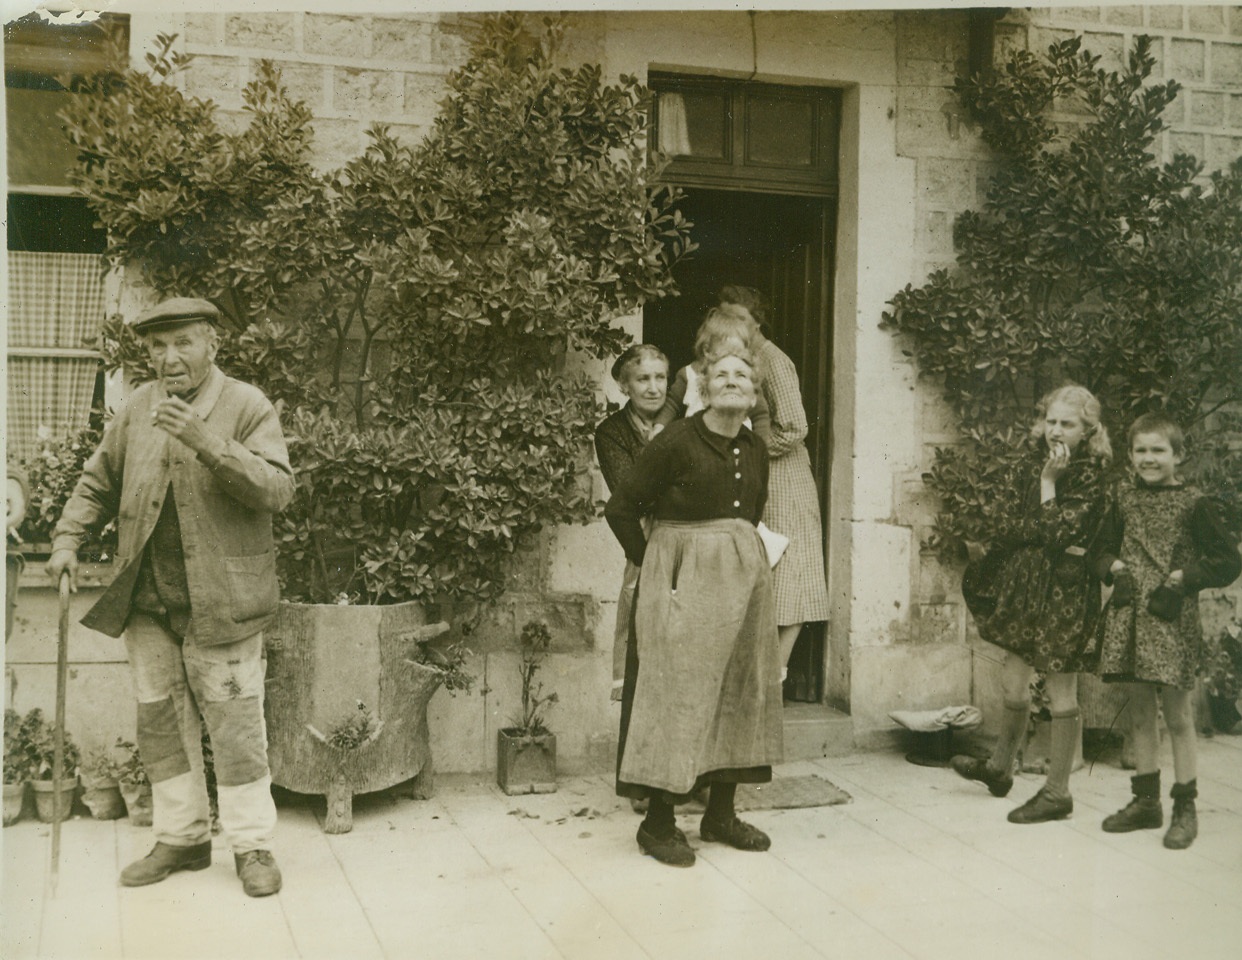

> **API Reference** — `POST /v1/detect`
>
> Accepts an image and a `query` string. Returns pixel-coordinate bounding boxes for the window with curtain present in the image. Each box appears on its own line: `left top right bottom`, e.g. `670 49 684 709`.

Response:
5 12 126 462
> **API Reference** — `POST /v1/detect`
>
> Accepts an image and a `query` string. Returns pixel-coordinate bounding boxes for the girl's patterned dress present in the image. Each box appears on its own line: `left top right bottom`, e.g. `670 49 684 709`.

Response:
1095 480 1241 689
962 448 1109 673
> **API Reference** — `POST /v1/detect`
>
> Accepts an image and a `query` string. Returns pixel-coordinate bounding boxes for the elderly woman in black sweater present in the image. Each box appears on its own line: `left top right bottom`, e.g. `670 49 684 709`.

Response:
605 343 783 867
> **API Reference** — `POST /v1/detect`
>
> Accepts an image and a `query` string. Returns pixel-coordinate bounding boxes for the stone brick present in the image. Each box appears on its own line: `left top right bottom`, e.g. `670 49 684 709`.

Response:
994 23 1028 62
1232 6 1242 36
263 61 326 112
1189 5 1229 34
1147 6 1185 30
914 603 960 645
431 26 472 67
897 57 956 89
374 17 432 63
509 597 594 653
1103 6 1144 27
307 117 371 170
1212 41 1242 85
1083 31 1127 75
1231 93 1242 126
1172 38 1207 80
182 54 242 107
1207 133 1242 170
403 72 449 125
334 67 403 116
224 13 295 51
896 10 964 63
919 209 953 258
1030 26 1077 56
306 14 370 59
1050 7 1103 24
1191 90 1226 126
916 156 975 208
184 12 220 45
1170 130 1206 159
384 123 427 149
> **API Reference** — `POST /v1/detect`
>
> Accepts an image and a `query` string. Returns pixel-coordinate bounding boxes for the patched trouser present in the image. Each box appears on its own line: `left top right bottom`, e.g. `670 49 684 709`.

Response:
124 612 276 853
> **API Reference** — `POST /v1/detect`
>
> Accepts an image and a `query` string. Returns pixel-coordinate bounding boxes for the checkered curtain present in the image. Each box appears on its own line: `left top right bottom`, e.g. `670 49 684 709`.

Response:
6 251 106 460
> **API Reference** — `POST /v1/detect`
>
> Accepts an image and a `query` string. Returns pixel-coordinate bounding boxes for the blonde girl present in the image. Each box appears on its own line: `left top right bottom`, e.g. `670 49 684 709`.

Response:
954 384 1112 823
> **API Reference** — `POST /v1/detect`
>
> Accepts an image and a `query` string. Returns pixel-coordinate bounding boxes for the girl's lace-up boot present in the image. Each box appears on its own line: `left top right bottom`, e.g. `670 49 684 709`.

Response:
1102 771 1162 833
1163 780 1198 850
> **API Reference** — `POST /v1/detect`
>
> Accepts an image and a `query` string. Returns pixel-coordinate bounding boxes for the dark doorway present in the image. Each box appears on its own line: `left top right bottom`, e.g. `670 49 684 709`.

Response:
643 187 835 702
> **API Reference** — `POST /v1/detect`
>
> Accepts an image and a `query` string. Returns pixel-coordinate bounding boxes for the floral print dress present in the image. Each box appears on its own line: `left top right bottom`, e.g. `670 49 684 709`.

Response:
1095 480 1241 690
962 449 1109 673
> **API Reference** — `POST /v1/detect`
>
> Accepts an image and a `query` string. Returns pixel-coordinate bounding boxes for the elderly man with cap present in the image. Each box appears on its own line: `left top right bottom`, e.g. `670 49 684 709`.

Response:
47 297 294 897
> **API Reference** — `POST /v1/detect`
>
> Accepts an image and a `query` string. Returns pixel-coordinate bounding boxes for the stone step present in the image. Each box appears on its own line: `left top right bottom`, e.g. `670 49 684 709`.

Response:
782 702 855 760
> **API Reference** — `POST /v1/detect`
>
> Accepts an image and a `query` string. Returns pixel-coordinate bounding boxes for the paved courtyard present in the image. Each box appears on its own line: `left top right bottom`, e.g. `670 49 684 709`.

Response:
3 732 1240 960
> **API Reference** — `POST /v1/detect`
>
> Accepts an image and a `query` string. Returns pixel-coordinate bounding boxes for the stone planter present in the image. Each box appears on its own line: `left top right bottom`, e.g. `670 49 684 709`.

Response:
81 775 127 820
31 776 79 823
3 781 26 826
119 781 153 826
497 729 557 795
264 601 450 834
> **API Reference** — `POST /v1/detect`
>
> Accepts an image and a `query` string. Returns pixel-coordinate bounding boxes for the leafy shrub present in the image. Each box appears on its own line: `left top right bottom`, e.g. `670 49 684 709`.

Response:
4 708 81 781
59 14 689 606
16 418 114 557
884 36 1242 557
113 739 148 788
3 709 30 784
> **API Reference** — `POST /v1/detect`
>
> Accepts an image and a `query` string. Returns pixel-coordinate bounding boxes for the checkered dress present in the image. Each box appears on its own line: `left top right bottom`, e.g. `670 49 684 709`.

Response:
758 340 831 625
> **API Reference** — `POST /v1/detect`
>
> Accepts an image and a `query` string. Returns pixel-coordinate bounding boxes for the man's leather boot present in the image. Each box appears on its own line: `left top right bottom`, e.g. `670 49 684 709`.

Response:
120 840 212 887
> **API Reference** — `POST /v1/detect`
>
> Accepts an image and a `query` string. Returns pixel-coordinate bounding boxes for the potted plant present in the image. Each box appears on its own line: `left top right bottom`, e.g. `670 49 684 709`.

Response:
114 739 152 827
58 14 688 808
79 744 127 820
497 621 558 795
3 709 31 826
19 708 82 823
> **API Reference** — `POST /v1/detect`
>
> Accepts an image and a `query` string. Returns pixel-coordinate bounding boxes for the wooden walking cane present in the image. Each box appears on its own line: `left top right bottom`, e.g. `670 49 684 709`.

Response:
50 570 71 896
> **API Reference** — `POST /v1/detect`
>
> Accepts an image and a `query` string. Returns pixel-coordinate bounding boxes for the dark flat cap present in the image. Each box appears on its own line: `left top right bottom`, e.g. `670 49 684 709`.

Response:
130 297 220 335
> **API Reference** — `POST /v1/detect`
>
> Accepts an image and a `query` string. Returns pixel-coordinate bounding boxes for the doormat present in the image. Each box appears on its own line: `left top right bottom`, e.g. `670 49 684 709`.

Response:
683 774 851 812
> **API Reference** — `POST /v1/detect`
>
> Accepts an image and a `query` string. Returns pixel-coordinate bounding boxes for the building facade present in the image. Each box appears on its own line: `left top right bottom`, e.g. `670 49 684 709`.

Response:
7 5 1242 775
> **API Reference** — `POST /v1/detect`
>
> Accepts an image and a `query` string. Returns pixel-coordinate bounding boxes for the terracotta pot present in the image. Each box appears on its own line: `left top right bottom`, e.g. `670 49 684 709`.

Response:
31 776 79 823
119 781 153 826
81 776 127 820
3 781 26 826
497 729 557 796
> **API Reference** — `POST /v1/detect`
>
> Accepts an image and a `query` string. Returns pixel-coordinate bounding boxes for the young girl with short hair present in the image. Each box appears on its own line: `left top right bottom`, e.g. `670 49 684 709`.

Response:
1094 412 1241 849
954 384 1112 823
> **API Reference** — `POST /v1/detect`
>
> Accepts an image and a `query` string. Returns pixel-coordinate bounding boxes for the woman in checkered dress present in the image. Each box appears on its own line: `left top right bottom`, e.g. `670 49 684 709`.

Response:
720 287 831 671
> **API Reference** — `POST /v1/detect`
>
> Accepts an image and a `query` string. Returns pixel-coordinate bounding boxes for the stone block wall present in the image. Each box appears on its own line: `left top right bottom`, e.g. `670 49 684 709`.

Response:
163 11 471 170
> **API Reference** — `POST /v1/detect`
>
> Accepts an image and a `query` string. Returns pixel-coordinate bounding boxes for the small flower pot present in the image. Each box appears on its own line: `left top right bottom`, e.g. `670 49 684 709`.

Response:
81 775 127 820
497 729 557 796
3 781 26 826
119 781 153 826
31 776 79 824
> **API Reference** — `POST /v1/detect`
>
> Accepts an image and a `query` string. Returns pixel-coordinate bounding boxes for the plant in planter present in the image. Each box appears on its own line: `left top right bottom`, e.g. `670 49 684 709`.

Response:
59 13 687 826
113 739 152 827
497 620 559 795
3 709 32 826
15 708 82 824
79 744 127 820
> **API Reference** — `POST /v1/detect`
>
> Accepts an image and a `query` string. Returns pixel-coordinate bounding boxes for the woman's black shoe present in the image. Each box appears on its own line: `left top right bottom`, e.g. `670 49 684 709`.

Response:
700 815 770 851
636 823 695 867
